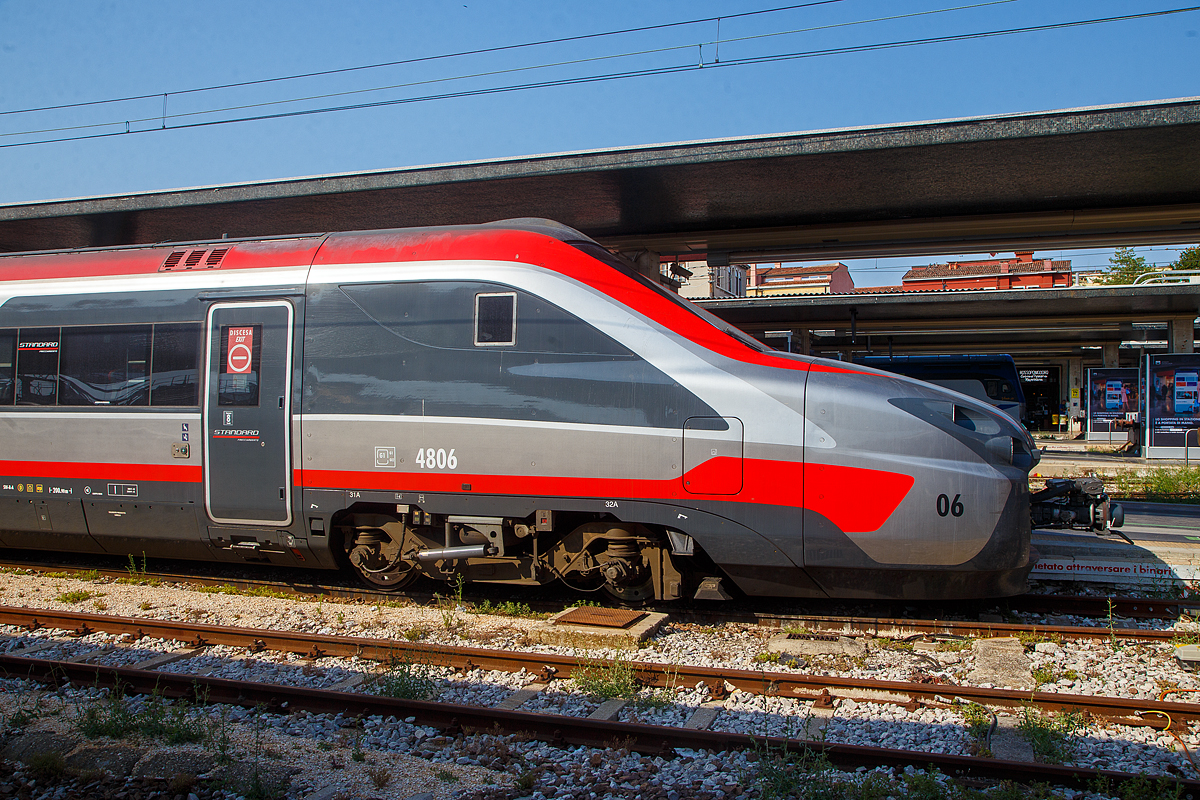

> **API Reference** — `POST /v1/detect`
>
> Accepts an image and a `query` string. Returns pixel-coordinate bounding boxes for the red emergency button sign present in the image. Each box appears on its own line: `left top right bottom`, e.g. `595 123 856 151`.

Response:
227 327 254 374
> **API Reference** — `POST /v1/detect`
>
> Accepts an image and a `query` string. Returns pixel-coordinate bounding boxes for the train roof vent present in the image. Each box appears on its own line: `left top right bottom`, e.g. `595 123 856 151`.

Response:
159 251 186 272
160 247 230 272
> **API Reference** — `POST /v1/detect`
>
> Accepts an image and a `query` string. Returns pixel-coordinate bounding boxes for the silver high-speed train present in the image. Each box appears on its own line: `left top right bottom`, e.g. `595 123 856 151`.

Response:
0 220 1116 601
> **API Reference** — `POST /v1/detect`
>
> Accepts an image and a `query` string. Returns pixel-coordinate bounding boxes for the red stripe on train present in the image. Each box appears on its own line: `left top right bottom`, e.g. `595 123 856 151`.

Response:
295 459 912 534
0 461 203 483
315 229 869 376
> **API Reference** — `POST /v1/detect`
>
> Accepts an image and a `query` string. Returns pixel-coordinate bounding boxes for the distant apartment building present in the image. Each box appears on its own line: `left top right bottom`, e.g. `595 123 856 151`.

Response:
901 252 1073 291
677 262 749 299
746 262 855 297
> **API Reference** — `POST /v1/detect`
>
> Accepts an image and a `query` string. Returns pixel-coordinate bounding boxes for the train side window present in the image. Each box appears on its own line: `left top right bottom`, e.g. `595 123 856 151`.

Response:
58 326 150 406
474 292 516 346
0 331 13 405
151 323 202 406
217 324 261 406
15 327 60 405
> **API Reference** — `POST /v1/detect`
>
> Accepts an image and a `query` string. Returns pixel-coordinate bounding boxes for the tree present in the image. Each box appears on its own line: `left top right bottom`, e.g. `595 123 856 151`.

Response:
1173 245 1200 272
1095 246 1152 285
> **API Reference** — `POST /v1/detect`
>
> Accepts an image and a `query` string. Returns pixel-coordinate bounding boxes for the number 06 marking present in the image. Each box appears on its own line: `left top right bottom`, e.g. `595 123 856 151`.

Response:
936 493 964 517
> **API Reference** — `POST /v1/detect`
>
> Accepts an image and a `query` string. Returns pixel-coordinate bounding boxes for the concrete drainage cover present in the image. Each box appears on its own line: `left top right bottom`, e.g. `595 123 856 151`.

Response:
554 607 646 629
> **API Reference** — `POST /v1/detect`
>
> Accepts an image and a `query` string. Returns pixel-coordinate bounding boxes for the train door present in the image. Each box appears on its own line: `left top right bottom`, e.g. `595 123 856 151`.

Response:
682 417 743 494
203 302 293 526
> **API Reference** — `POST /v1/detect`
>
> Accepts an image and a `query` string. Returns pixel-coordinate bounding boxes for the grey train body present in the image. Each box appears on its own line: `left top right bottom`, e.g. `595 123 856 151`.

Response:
0 221 1039 601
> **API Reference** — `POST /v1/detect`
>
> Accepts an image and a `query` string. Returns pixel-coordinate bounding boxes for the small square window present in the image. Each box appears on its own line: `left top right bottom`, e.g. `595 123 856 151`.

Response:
475 293 515 346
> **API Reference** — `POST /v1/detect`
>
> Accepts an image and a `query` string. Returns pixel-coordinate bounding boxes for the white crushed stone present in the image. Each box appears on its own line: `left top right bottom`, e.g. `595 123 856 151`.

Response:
2 568 1200 784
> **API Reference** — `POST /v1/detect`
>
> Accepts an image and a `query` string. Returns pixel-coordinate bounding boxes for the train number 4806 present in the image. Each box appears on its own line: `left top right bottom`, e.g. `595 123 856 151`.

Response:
936 493 964 517
414 448 457 470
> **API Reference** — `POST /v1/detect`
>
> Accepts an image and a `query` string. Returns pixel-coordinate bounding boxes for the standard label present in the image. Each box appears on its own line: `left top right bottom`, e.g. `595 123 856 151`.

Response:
108 483 138 497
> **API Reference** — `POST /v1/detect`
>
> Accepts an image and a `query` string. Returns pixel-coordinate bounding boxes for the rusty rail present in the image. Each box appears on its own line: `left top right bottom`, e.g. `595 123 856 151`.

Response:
0 652 1195 793
0 553 1192 640
2 606 1197 727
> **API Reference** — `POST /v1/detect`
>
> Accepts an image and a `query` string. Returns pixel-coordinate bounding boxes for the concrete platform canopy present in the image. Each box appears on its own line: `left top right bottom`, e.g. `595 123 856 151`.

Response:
1 97 1199 261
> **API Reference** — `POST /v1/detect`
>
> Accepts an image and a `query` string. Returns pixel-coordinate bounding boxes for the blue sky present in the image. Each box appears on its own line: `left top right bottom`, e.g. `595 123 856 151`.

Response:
1 1 1197 284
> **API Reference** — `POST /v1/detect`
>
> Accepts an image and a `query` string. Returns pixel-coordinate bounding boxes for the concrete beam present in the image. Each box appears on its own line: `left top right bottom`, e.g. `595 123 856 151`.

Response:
1169 316 1196 353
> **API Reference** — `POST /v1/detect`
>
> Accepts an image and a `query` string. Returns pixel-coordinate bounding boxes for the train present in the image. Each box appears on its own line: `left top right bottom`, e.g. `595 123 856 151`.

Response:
0 219 1119 602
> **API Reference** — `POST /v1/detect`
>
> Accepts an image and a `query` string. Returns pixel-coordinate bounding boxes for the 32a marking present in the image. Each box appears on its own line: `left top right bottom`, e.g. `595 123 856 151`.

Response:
936 493 964 517
414 448 457 470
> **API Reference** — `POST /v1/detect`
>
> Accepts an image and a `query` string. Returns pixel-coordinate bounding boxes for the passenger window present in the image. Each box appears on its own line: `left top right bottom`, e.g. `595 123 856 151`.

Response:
151 323 202 406
217 325 261 406
58 326 150 406
474 293 515 346
0 331 13 405
16 327 60 405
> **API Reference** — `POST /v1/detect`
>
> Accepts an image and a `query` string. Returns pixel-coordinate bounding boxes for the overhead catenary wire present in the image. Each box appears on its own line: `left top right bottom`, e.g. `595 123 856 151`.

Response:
0 0 852 118
1 4 1196 150
0 0 1020 140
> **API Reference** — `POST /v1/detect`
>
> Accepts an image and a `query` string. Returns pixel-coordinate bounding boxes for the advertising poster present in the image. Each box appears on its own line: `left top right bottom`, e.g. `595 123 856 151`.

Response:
1146 353 1200 457
1086 368 1139 441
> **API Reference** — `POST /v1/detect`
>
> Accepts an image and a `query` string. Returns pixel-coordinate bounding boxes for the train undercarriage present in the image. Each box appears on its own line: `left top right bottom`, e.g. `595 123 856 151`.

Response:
337 477 1125 602
338 507 707 603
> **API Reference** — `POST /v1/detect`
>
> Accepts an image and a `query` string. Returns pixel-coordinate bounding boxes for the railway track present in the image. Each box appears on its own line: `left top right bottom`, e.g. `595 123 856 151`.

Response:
0 645 1195 794
1 605 1197 729
1 554 1195 644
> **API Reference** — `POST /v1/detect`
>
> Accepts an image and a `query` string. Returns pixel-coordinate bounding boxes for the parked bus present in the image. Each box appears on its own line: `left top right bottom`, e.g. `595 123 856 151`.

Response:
856 354 1026 424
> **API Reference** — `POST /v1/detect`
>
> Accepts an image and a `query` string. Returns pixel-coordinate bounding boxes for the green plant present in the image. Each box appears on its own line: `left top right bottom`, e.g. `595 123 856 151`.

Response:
1090 774 1186 800
1018 707 1084 764
25 750 67 782
436 768 459 783
56 589 95 604
240 704 287 800
514 765 542 792
573 655 639 700
434 579 469 634
746 740 844 800
74 683 207 744
367 765 390 789
753 651 781 664
167 773 197 794
209 705 235 764
403 624 429 641
74 683 138 738
197 583 291 599
1113 466 1200 504
1030 665 1055 687
6 693 50 730
1107 597 1125 650
139 600 153 611
375 657 437 700
959 702 993 744
118 553 159 586
474 599 544 618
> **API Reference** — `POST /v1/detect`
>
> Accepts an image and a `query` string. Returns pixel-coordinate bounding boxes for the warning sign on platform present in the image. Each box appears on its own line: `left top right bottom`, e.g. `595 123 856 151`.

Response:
226 327 254 374
1032 557 1200 585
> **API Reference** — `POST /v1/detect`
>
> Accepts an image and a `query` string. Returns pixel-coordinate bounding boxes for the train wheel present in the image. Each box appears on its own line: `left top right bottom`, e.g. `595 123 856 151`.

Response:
601 576 655 606
346 524 419 592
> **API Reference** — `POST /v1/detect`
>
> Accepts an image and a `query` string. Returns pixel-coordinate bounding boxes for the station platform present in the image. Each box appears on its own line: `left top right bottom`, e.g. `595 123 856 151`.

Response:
1030 502 1200 589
